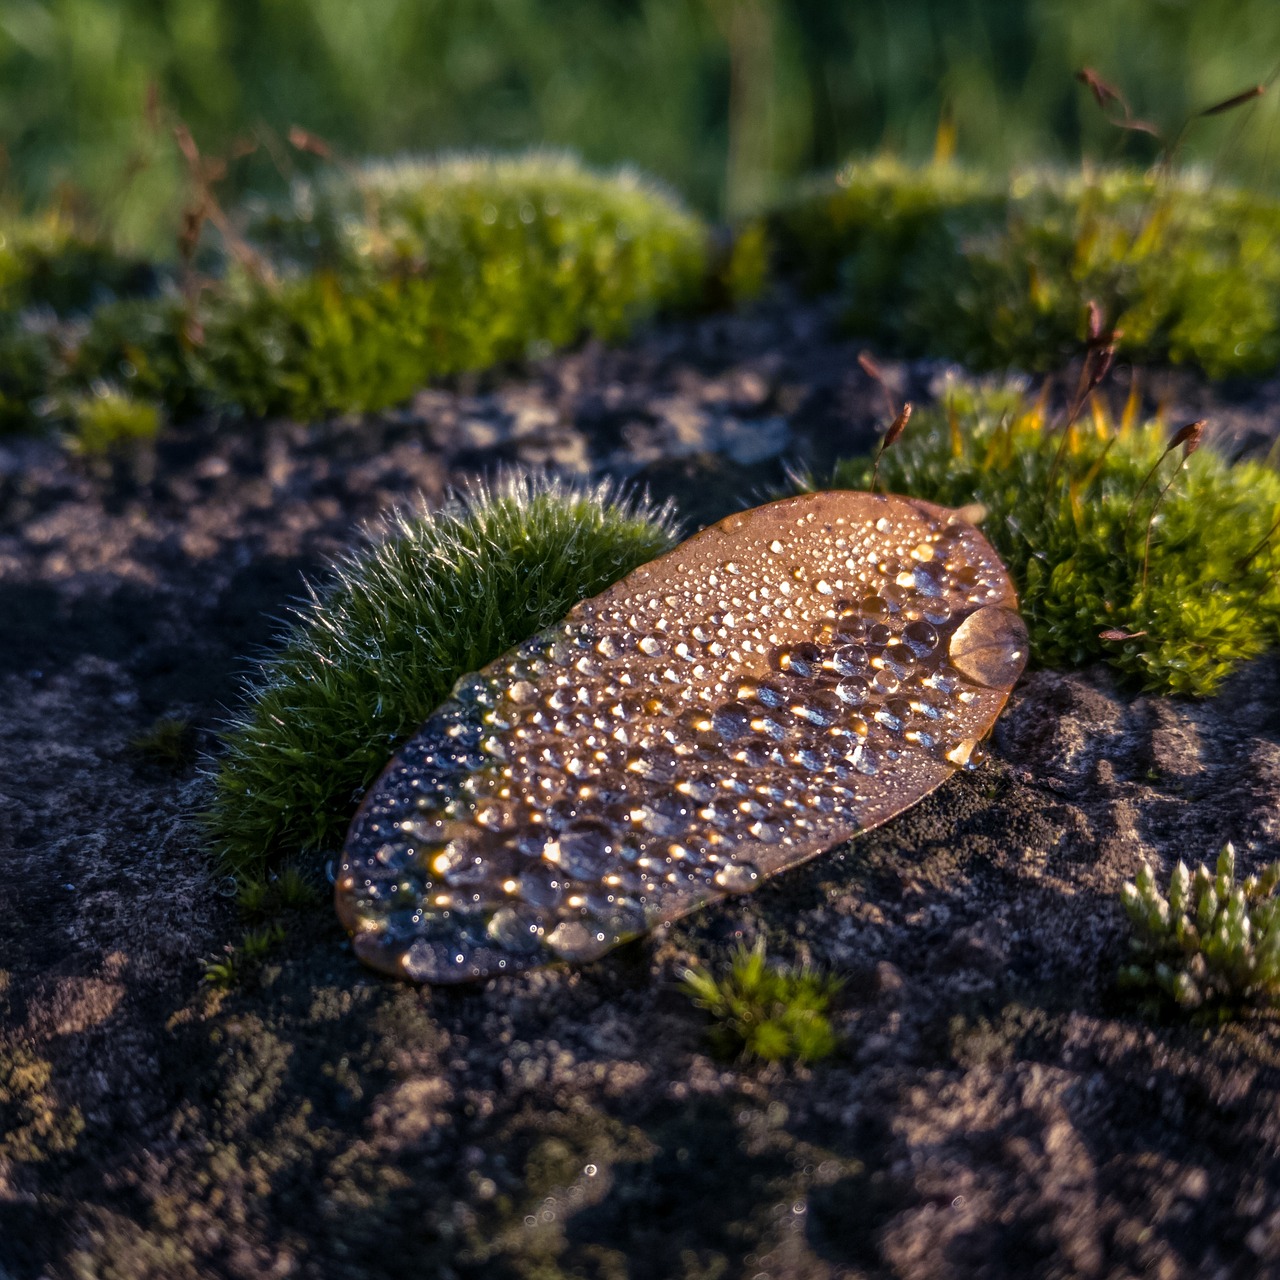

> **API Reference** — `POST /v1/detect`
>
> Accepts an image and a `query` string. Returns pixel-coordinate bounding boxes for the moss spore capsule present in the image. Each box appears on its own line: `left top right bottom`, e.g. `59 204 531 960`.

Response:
336 491 1028 982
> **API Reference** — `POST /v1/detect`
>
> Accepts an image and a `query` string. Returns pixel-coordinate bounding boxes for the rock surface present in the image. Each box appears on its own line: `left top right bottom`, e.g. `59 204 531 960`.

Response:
2 297 1280 1280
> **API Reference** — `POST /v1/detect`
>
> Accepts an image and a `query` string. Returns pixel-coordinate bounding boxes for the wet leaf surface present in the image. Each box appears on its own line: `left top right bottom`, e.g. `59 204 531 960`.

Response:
338 491 1028 981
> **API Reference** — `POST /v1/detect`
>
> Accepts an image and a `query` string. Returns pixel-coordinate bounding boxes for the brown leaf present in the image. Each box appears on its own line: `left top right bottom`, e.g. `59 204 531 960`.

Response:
336 493 1027 982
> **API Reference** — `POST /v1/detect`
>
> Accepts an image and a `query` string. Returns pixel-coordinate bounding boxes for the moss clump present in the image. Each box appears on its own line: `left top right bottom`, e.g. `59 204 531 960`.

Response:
1120 843 1280 1016
113 151 705 425
0 211 152 316
682 942 843 1064
769 158 1280 378
236 864 323 918
128 714 196 768
202 923 288 990
201 866 324 990
2 152 708 433
67 385 163 454
0 1040 85 1164
815 377 1280 695
205 474 679 881
0 212 158 434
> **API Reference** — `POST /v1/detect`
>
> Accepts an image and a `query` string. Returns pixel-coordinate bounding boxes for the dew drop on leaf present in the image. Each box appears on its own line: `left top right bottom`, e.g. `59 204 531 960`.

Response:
335 491 1027 983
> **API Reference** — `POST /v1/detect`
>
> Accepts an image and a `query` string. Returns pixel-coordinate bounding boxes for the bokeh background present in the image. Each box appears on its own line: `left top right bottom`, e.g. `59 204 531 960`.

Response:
2 0 1279 250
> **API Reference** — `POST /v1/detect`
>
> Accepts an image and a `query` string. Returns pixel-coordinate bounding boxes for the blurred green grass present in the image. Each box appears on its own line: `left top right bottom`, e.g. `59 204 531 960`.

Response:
3 0 1279 252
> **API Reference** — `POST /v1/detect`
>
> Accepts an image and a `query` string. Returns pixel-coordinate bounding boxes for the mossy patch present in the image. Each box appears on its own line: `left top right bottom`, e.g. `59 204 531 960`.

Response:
0 211 152 316
682 941 843 1064
768 158 1280 378
810 376 1280 695
1 152 709 435
65 386 163 455
128 715 196 770
205 474 679 881
0 211 158 434
0 1041 84 1165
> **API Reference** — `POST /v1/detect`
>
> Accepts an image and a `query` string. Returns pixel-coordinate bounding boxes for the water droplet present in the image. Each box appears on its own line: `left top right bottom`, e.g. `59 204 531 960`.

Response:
546 920 611 961
487 905 545 953
714 862 760 893
337 491 1024 983
948 607 1029 689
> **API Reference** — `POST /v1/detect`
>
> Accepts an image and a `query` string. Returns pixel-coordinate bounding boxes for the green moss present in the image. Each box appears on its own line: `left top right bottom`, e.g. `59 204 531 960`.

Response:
1120 843 1280 1017
205 474 679 880
128 715 196 769
813 377 1280 695
768 158 1280 378
67 386 163 454
129 152 706 424
0 212 160 435
202 924 289 990
0 211 151 316
682 941 843 1064
3 152 708 433
0 323 60 433
237 864 323 918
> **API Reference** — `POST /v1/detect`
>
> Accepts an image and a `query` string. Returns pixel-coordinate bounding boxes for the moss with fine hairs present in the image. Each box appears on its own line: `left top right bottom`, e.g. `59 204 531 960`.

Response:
767 157 1280 378
205 473 679 881
1120 843 1280 1017
682 941 843 1064
810 375 1280 696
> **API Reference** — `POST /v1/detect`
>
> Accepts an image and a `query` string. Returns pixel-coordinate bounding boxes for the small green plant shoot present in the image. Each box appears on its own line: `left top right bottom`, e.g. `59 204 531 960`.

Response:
682 941 843 1064
1120 843 1280 1015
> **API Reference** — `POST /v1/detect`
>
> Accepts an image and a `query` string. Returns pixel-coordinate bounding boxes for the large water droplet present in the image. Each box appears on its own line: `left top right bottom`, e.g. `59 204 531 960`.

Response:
948 606 1029 689
337 491 1025 984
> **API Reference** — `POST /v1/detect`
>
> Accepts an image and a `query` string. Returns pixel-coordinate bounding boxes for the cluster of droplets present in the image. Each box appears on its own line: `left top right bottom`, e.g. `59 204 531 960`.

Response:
337 493 1027 982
